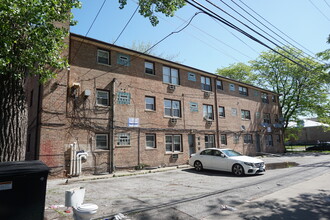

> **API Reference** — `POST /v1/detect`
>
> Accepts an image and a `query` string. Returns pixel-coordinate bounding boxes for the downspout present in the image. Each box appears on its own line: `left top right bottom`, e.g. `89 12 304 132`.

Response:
214 77 220 148
138 128 140 167
35 81 42 160
109 78 116 173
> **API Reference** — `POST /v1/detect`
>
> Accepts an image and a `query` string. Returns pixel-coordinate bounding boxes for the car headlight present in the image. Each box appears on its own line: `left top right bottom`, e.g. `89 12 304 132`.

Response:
244 162 255 167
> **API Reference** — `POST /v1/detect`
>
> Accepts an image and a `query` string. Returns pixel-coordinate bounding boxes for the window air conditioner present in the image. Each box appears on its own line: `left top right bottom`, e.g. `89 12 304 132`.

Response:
170 118 177 124
168 84 176 91
204 91 210 98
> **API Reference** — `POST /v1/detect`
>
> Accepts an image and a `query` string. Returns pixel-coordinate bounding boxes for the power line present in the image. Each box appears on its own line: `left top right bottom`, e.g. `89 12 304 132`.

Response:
308 0 330 22
324 0 330 9
113 5 139 45
185 0 311 70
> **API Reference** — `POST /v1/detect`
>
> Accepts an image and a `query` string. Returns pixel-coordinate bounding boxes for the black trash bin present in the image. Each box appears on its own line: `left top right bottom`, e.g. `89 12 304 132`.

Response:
0 160 50 220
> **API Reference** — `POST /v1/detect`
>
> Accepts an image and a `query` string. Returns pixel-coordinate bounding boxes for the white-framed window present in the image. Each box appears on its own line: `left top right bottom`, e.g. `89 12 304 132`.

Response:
96 90 109 106
203 104 213 120
239 86 248 96
163 66 179 85
244 134 253 144
145 96 155 111
165 135 182 152
146 133 156 148
164 99 181 117
201 76 211 91
263 113 271 123
117 133 130 146
265 134 273 146
96 134 109 150
145 61 155 75
97 49 110 65
241 109 251 120
261 92 269 103
216 80 223 90
231 108 237 116
221 134 227 145
219 106 225 117
205 134 215 148
233 134 239 144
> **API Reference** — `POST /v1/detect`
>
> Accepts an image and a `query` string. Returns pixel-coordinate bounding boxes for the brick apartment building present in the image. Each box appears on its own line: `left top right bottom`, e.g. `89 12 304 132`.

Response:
25 33 285 176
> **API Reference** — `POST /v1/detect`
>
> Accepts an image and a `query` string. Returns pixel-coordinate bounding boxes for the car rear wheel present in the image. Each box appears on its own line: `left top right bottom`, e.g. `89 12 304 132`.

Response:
194 161 203 171
232 164 244 176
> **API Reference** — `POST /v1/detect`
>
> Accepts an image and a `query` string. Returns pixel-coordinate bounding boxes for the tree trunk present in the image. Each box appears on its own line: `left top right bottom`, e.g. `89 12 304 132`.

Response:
0 73 27 162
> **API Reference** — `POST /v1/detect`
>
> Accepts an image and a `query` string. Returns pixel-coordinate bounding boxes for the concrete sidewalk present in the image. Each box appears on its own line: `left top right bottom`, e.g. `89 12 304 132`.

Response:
203 172 330 220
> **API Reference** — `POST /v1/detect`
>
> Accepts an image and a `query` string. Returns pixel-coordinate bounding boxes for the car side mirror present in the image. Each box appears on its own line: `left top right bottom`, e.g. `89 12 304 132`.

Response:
220 154 226 158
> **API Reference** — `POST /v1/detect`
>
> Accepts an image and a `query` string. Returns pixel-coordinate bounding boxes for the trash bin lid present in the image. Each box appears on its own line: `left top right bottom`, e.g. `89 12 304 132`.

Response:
0 160 49 178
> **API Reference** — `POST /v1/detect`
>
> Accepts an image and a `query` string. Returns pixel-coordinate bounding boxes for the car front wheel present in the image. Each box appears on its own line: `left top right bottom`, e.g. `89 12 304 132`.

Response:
232 164 244 176
194 161 203 171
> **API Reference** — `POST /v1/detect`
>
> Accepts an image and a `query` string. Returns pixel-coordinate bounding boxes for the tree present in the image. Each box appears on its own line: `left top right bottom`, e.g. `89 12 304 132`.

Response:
251 47 330 130
0 0 185 162
215 62 255 84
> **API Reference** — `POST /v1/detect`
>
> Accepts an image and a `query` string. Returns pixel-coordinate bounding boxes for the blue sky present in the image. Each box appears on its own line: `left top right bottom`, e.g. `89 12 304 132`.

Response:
71 0 330 73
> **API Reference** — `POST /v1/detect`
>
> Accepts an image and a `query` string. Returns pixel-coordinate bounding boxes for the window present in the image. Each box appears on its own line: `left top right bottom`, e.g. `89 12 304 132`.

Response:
190 102 198 112
117 92 130 104
274 114 279 123
165 135 182 152
244 134 253 144
164 99 181 117
117 133 130 146
241 110 251 120
265 135 273 146
263 113 271 123
201 76 211 91
97 49 110 65
216 80 223 90
117 53 130 66
205 135 215 148
96 134 108 149
261 92 269 103
145 96 155 111
229 83 235 91
96 90 109 106
276 134 281 143
256 112 261 119
221 134 227 145
219 106 225 117
145 61 154 75
254 90 260 97
203 104 213 120
272 95 277 103
231 108 237 116
188 72 196 81
234 134 239 144
163 66 179 85
239 86 248 96
146 134 156 148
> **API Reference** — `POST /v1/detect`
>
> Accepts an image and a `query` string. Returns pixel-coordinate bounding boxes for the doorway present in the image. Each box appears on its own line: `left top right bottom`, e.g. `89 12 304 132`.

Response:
188 134 196 156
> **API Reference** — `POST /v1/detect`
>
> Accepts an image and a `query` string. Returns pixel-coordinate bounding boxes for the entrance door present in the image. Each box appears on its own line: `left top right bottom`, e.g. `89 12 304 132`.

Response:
188 134 196 156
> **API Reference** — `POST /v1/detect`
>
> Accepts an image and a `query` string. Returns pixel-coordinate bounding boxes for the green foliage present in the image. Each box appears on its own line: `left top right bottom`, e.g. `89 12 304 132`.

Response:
215 62 256 84
0 0 81 82
119 0 186 26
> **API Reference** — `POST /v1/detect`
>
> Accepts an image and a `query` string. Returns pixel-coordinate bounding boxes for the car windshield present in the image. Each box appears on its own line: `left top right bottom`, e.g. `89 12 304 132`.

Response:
222 150 242 157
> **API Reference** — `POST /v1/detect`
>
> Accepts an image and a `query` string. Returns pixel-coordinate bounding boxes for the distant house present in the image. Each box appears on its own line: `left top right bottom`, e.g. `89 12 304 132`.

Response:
286 118 330 145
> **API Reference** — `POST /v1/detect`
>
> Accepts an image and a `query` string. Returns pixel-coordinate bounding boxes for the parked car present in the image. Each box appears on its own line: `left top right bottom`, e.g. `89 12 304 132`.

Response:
306 142 330 151
189 148 265 176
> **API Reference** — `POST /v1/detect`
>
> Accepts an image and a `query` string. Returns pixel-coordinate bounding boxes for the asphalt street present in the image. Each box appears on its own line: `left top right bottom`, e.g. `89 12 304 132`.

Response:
45 153 330 220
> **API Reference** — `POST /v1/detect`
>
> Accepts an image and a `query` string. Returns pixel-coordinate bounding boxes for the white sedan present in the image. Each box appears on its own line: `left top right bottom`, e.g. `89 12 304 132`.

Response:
189 148 265 176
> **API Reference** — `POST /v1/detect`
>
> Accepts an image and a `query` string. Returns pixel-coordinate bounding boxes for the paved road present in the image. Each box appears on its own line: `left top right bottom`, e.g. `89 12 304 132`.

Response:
45 153 330 220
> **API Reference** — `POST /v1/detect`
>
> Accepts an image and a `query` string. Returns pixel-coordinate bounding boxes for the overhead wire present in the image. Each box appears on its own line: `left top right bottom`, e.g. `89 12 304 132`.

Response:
204 0 314 69
185 0 312 70
308 0 330 22
324 0 330 10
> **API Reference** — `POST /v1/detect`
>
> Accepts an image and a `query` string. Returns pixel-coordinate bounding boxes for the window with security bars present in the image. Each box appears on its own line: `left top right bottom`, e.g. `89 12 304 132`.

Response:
96 90 109 106
97 49 110 65
117 133 130 146
165 135 182 152
201 76 211 91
